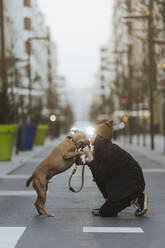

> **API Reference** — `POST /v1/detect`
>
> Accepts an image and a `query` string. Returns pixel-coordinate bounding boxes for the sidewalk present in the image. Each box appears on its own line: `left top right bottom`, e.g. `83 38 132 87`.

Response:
116 134 165 167
0 135 65 176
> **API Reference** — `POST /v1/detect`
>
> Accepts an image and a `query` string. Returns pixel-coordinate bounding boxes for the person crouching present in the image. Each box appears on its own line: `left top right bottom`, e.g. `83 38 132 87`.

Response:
87 120 148 217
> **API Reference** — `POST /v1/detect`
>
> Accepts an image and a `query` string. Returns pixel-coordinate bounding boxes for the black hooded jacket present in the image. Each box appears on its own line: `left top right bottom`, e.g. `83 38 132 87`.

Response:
89 137 145 201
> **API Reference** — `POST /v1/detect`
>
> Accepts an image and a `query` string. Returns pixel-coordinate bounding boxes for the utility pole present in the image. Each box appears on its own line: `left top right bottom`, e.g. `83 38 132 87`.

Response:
27 41 32 124
148 0 155 150
46 30 53 113
127 0 133 144
160 63 165 154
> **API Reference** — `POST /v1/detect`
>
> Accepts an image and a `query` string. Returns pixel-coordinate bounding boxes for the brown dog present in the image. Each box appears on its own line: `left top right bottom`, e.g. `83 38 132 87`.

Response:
26 130 90 217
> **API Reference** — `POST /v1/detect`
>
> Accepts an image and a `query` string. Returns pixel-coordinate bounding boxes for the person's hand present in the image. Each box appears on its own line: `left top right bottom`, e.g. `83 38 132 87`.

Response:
91 135 96 145
83 146 94 163
83 146 89 153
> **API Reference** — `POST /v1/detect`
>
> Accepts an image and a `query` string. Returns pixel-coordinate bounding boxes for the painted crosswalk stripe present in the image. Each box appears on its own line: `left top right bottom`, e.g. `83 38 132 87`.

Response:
0 227 26 248
0 191 36 196
0 190 50 196
0 175 30 179
143 169 165 173
83 227 144 233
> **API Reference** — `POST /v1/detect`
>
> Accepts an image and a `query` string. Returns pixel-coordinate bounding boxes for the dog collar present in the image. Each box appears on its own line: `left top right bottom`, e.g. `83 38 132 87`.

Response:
67 136 89 150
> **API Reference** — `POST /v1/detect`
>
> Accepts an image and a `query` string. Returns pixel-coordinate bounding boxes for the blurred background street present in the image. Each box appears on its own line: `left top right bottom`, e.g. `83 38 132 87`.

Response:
0 0 165 247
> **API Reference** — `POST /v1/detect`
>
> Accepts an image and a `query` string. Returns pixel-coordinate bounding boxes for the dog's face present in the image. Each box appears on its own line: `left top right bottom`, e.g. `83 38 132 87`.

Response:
70 130 90 149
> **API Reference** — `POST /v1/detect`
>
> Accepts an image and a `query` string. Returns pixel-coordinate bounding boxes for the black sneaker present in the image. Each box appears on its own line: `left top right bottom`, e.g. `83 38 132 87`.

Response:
134 193 148 216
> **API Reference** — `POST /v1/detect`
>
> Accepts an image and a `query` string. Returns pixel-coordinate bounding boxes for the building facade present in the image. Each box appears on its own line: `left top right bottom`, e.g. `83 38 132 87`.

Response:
111 0 162 134
1 0 60 124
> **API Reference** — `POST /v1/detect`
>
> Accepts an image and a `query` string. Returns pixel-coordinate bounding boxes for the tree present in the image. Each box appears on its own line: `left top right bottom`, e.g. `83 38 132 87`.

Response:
0 9 19 124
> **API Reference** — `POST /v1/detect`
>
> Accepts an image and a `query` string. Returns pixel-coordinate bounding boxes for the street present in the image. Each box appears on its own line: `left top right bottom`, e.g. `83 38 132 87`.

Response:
1 0 165 247
0 141 165 248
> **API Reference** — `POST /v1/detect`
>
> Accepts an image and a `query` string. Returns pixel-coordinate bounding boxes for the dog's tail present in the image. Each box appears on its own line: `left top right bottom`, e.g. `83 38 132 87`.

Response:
26 175 33 187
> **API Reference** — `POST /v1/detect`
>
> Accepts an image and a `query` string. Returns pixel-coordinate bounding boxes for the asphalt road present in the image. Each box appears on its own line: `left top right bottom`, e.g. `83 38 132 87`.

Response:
0 143 165 248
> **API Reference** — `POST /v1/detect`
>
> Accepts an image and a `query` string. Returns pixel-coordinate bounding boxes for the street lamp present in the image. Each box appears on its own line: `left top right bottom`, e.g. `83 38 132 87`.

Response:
50 114 56 122
26 36 48 123
160 62 165 154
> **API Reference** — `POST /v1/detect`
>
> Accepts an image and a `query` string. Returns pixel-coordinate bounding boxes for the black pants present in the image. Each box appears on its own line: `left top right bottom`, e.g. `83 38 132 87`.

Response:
99 191 143 217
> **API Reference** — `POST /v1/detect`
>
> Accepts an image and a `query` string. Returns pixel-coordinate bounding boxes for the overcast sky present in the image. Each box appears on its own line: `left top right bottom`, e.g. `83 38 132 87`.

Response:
38 0 114 120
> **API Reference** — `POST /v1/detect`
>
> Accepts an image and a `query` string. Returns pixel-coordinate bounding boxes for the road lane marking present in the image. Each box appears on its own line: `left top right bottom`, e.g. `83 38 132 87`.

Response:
0 191 36 196
0 168 163 180
0 175 30 179
83 227 144 233
143 169 165 173
0 227 26 248
0 190 50 196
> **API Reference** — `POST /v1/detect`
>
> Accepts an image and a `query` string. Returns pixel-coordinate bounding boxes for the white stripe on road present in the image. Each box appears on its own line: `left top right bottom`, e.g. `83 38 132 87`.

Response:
83 227 144 233
0 169 163 179
0 227 26 248
0 175 30 179
143 169 165 173
0 191 36 196
0 190 50 196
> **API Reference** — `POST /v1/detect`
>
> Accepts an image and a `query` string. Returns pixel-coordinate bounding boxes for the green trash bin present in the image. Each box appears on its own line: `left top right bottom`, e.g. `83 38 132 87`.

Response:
0 125 18 161
34 125 49 146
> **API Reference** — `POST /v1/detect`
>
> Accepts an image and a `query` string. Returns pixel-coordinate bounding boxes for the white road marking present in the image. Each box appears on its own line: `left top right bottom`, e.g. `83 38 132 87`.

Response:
83 227 144 233
0 175 30 179
0 190 50 196
143 169 165 173
0 169 163 179
0 227 26 248
0 191 36 196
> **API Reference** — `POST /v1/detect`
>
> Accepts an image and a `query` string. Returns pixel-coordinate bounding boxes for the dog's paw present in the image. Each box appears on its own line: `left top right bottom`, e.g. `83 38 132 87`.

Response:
48 212 55 217
79 151 84 155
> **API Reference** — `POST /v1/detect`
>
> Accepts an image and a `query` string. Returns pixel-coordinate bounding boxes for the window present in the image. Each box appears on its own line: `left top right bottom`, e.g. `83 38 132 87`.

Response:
24 0 30 7
24 17 31 30
25 41 31 55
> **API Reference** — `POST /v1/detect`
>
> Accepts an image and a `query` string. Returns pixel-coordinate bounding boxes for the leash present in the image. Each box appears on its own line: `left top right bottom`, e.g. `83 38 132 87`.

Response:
68 164 86 193
67 135 88 193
